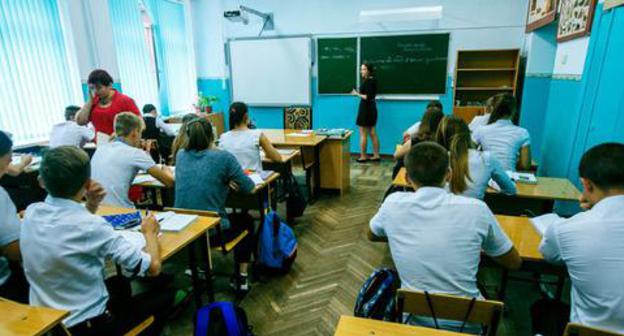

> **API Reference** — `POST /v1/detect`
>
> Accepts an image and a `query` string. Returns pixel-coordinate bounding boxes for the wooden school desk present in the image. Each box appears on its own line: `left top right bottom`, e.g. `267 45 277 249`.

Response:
262 129 327 199
0 298 69 336
334 315 464 336
133 170 280 226
392 167 581 215
97 206 220 306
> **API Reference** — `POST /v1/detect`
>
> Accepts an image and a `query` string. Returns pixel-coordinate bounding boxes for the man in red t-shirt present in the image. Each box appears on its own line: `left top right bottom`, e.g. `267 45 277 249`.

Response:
76 69 141 136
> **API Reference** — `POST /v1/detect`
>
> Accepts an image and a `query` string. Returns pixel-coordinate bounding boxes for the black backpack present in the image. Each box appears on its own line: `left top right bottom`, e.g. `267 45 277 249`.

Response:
354 268 400 321
286 173 307 218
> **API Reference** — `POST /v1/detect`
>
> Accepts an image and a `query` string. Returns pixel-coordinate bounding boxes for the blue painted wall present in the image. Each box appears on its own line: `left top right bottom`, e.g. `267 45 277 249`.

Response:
519 76 551 160
198 77 454 154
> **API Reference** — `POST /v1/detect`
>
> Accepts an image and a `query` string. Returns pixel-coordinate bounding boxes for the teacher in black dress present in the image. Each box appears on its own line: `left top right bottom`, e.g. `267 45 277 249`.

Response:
352 62 380 163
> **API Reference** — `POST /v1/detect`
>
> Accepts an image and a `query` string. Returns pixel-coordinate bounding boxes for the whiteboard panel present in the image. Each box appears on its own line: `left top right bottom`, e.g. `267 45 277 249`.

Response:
229 37 311 106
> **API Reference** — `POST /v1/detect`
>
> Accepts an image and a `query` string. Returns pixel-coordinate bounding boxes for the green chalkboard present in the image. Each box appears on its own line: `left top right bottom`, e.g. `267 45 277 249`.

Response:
360 33 450 94
317 37 357 94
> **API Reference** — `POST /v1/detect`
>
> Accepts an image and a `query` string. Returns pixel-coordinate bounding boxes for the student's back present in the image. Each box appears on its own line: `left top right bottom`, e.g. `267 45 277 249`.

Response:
372 189 511 297
49 106 95 148
463 149 515 199
473 120 530 171
219 129 262 172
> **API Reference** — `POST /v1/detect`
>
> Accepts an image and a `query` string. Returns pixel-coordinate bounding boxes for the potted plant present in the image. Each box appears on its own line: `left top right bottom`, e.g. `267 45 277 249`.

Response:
196 92 219 114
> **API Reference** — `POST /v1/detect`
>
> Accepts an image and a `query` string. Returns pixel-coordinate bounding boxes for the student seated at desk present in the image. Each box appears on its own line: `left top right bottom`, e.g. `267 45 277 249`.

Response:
536 143 624 334
0 132 28 303
472 94 531 171
20 146 174 335
175 118 255 293
0 131 33 177
436 116 515 199
369 142 521 333
49 105 95 148
91 112 174 208
403 100 443 140
142 104 175 164
392 107 443 178
468 94 502 133
170 113 200 165
219 102 283 171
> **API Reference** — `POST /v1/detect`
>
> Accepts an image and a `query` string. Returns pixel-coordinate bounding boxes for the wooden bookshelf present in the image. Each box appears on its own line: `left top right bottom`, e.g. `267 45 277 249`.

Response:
453 49 520 123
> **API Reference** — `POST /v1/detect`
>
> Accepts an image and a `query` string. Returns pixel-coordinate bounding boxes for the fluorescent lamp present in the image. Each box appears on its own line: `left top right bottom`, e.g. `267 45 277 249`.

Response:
359 6 443 23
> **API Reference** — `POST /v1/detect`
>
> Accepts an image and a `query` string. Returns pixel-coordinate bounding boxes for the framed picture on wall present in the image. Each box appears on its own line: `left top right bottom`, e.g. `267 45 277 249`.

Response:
526 0 558 32
557 0 598 42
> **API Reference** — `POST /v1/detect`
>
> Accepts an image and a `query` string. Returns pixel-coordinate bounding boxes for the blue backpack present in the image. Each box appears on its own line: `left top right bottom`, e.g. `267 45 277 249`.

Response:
258 211 297 273
195 302 253 336
354 268 400 321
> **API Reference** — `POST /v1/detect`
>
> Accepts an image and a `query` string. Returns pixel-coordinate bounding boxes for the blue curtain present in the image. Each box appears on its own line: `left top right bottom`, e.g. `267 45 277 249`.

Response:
0 0 82 144
149 0 196 116
108 0 159 111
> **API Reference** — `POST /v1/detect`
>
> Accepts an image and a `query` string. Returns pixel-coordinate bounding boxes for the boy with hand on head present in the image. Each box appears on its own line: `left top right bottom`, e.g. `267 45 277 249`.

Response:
536 143 624 334
49 105 95 148
20 146 174 335
0 131 29 303
369 141 521 332
91 112 174 208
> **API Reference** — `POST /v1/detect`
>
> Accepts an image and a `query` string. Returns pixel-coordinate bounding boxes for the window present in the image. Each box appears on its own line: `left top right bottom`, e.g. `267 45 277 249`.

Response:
0 0 83 145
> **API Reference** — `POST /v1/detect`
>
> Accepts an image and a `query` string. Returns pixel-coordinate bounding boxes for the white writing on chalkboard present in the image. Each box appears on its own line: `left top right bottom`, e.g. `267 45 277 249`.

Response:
371 55 447 65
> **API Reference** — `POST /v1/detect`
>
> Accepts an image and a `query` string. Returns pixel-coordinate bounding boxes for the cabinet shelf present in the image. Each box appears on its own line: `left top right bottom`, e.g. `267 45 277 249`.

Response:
457 68 516 72
455 87 514 91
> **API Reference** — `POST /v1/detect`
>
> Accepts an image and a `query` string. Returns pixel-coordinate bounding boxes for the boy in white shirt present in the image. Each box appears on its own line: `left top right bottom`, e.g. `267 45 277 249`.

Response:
0 131 28 303
21 146 174 335
91 112 174 208
537 143 624 334
49 105 95 148
369 141 521 332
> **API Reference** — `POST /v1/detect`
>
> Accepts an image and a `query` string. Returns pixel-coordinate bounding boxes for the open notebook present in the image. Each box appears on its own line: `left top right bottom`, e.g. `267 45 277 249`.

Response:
155 211 198 232
529 213 566 236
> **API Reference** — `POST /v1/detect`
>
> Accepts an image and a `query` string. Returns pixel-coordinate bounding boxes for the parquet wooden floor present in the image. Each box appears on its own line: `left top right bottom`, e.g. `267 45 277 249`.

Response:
167 159 540 335
239 160 395 335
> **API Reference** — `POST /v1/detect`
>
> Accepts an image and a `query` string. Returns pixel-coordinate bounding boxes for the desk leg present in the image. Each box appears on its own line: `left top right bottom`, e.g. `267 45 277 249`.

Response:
199 234 215 303
312 145 321 202
498 269 509 300
187 242 203 308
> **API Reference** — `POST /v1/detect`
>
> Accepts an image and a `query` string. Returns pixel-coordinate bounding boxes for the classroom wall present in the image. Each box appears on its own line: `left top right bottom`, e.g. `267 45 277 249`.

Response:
193 0 529 154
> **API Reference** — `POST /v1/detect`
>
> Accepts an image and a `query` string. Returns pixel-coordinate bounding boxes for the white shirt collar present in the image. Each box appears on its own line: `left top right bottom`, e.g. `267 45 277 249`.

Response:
45 196 86 211
412 186 449 207
590 195 624 214
494 119 513 126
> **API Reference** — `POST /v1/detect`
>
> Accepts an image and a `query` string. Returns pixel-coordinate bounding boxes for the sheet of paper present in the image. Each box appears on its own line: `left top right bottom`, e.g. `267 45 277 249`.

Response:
506 171 537 184
285 133 310 137
96 132 111 145
133 174 158 185
530 213 566 236
248 172 265 185
277 149 295 155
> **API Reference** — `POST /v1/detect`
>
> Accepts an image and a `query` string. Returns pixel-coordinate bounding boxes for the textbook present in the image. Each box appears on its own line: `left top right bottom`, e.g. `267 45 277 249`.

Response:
155 211 197 232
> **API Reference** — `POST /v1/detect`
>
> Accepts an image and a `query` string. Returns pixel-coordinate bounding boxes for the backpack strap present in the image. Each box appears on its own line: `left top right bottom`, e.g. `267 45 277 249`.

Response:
458 297 477 333
220 302 243 335
195 304 213 336
424 291 440 329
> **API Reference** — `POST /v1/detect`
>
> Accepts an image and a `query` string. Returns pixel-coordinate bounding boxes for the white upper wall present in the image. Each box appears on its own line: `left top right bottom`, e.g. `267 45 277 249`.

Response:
553 37 590 76
193 0 530 78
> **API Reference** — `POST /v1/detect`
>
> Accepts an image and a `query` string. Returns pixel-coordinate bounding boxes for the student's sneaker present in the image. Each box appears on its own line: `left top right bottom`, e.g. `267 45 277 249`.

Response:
230 274 250 293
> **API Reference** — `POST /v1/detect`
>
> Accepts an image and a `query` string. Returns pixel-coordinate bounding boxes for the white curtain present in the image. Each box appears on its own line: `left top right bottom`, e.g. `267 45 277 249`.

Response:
0 0 83 145
152 0 197 115
108 0 160 110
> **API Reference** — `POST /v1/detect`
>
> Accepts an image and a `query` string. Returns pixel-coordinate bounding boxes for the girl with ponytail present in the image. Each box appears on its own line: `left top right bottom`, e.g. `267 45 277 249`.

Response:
436 116 516 199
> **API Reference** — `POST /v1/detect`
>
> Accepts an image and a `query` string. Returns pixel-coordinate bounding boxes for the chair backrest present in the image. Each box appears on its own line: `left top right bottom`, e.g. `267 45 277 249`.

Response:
163 207 219 217
396 289 504 335
284 107 312 130
564 323 624 336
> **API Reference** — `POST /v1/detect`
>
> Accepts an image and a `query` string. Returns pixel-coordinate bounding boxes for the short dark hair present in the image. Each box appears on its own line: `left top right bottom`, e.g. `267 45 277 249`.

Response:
579 143 624 190
142 104 157 115
87 69 113 87
64 105 81 121
404 141 449 187
0 131 12 157
185 118 214 151
40 146 91 198
229 102 248 130
427 100 443 112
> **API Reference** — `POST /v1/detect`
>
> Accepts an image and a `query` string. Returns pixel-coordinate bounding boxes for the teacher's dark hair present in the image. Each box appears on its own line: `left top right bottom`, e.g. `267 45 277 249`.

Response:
362 62 375 76
87 69 114 87
229 102 249 130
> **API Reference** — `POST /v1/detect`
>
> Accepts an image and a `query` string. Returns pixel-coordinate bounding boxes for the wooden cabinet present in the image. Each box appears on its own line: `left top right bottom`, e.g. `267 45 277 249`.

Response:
320 131 352 195
453 49 520 123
